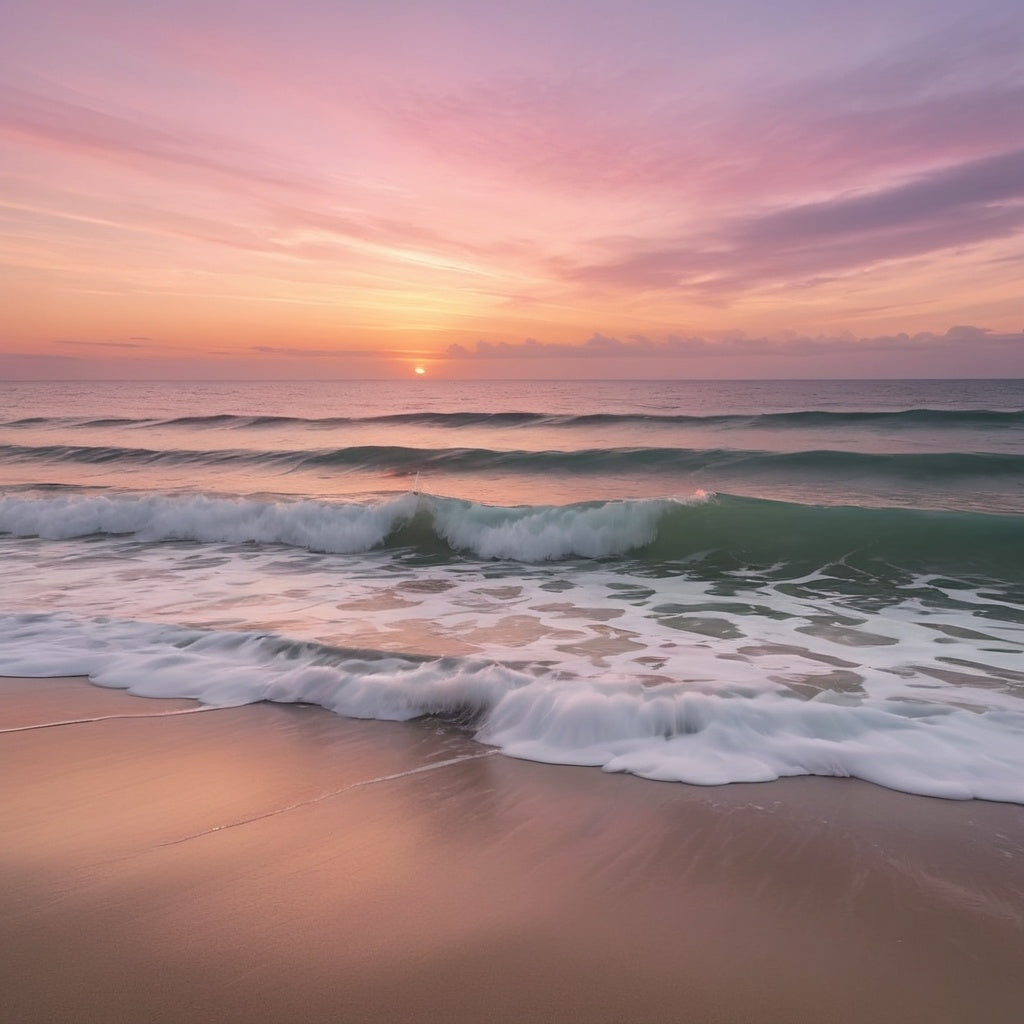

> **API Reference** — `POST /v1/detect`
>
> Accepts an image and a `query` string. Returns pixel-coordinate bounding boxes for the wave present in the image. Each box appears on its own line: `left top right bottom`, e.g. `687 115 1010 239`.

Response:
0 490 674 561
2 440 1023 480
1 489 1021 576
1 611 1022 802
4 407 1024 430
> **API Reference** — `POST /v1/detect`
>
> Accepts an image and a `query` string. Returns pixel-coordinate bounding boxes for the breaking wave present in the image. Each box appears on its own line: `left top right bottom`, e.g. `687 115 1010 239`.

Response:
1 489 1020 575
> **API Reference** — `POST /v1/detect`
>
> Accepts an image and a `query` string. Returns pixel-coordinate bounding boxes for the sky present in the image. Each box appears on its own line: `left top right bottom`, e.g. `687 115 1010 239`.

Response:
1 0 1022 379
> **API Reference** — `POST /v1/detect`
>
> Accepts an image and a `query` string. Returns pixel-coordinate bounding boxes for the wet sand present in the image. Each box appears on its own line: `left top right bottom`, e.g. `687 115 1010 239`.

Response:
2 675 1023 1024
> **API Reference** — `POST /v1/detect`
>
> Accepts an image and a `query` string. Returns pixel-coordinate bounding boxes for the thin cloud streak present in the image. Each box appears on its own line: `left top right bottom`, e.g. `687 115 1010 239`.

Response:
0 86 318 195
56 339 148 349
741 149 1024 244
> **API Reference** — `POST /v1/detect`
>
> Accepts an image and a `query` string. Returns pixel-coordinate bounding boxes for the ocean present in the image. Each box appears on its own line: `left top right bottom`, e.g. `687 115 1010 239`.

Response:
1 378 1022 802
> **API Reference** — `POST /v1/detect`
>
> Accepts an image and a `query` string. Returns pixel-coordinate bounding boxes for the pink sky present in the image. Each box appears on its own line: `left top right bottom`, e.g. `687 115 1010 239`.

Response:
1 0 1022 379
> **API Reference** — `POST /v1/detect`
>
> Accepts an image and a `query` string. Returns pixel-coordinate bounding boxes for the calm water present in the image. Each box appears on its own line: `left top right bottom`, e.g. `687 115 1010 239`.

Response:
1 379 1023 801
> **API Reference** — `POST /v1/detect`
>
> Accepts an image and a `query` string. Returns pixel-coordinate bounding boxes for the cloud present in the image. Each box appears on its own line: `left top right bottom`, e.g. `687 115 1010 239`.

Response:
369 12 1024 210
0 85 318 194
447 327 1024 359
56 338 147 349
565 147 1024 295
249 345 396 358
740 148 1024 244
0 351 80 361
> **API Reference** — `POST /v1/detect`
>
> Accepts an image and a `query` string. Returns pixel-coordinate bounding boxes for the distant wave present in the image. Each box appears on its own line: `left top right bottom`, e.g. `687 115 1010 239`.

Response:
1 439 1022 481
1 489 1021 576
4 407 1024 430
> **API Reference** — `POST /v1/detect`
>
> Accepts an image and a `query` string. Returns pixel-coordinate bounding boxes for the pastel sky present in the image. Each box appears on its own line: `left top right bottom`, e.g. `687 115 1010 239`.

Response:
2 0 1022 379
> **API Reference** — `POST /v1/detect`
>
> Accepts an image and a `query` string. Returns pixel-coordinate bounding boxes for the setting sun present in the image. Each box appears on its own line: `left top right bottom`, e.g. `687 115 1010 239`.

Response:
414 366 426 375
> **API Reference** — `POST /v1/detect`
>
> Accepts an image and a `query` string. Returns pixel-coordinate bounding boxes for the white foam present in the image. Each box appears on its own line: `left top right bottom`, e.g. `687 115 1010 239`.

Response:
433 497 672 561
0 491 685 561
482 683 1024 800
0 492 421 553
2 611 1023 804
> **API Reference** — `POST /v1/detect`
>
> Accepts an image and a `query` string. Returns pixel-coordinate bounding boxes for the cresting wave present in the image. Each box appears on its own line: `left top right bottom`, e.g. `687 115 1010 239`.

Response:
0 490 676 561
1 489 1021 574
2 440 1022 479
1 611 1022 803
3 407 1024 430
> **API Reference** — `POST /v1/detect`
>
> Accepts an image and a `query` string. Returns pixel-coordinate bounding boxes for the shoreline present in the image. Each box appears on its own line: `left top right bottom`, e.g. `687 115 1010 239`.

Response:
2 675 1023 1023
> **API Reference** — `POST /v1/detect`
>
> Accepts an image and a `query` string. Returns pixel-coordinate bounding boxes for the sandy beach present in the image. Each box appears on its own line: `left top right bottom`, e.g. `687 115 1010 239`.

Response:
2 674 1023 1024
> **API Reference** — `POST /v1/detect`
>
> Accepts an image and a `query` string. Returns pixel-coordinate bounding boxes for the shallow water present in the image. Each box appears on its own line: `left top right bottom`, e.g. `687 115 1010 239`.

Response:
2 379 1022 801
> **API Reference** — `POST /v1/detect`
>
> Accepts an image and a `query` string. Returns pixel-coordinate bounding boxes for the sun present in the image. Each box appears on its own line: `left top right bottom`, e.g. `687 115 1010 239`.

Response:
414 366 426 375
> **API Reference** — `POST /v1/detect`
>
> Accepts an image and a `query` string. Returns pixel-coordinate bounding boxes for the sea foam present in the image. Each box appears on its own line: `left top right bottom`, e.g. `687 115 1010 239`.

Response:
0 491 683 561
1 489 1021 576
2 611 1023 804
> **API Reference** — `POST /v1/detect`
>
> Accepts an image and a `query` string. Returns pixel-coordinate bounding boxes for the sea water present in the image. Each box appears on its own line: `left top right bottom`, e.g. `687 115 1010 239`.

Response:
1 378 1022 801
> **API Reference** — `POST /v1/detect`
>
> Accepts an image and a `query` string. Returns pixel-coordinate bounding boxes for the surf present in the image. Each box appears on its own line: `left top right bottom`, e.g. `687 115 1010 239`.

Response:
1 609 1022 803
2 489 1022 579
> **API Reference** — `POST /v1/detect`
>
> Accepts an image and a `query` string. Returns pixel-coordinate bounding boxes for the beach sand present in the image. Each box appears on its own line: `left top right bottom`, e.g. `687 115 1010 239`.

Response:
2 675 1023 1024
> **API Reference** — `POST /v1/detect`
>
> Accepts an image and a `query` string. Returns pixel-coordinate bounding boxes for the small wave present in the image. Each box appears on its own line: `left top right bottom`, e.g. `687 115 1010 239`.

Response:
2 440 1023 481
1 611 1022 803
4 407 1023 431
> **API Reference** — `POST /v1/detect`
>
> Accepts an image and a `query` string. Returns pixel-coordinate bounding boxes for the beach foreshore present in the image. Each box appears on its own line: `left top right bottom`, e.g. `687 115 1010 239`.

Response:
2 675 1023 1024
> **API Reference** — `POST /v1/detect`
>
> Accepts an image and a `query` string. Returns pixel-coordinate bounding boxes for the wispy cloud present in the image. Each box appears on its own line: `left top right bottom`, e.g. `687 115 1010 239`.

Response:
372 15 1024 205
0 85 318 194
249 345 397 358
56 338 149 349
564 148 1024 295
